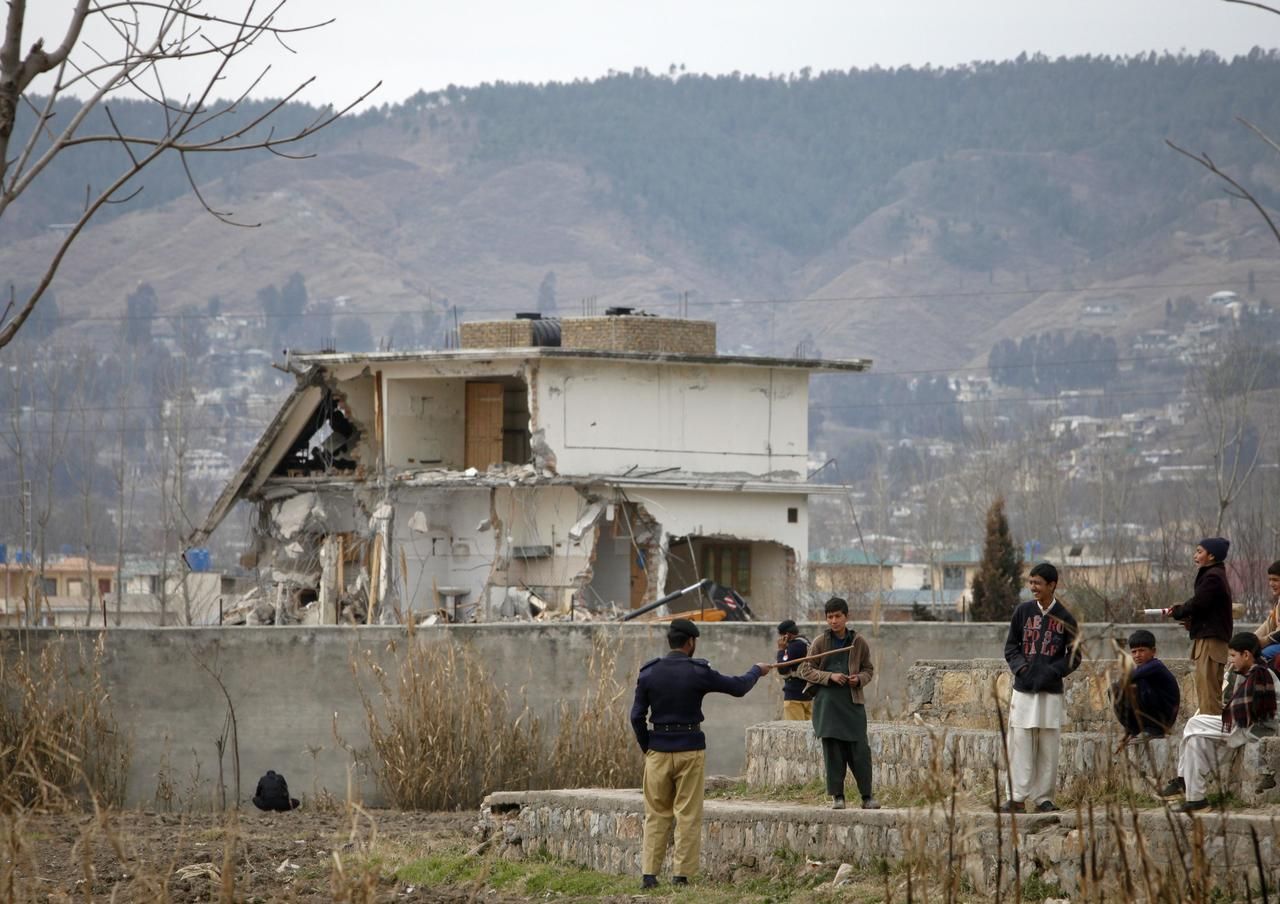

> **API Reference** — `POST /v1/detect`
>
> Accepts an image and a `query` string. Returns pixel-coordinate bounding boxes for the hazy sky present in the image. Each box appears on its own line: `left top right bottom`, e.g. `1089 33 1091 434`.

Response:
22 0 1280 109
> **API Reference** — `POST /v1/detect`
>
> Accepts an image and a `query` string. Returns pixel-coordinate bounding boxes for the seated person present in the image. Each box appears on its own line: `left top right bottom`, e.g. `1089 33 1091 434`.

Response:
252 769 300 812
1253 560 1280 663
1160 632 1278 813
1112 629 1180 742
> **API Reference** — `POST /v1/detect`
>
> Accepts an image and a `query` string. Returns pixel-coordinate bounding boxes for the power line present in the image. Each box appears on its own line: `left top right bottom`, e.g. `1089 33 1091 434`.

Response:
20 276 1280 324
0 346 1228 417
811 386 1188 411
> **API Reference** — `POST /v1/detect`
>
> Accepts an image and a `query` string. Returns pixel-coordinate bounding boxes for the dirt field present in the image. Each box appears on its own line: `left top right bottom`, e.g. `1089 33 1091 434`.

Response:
5 807 520 903
4 805 939 903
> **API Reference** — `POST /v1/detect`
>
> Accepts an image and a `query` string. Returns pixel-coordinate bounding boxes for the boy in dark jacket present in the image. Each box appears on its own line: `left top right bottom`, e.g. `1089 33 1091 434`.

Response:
1113 629 1181 742
999 562 1081 814
1164 537 1233 717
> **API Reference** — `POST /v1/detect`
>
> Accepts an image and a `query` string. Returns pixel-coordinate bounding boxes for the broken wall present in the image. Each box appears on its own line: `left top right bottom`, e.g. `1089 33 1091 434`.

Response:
625 488 807 618
383 377 466 470
488 485 600 613
533 359 810 477
392 488 496 619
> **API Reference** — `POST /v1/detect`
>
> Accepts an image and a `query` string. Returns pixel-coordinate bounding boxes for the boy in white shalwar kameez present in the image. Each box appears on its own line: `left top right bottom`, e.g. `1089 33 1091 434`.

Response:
1000 562 1081 814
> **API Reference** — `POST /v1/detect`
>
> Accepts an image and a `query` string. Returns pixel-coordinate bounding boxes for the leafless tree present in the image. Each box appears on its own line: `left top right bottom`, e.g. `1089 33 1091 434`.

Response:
1186 335 1269 534
1167 3 1280 253
0 1 377 348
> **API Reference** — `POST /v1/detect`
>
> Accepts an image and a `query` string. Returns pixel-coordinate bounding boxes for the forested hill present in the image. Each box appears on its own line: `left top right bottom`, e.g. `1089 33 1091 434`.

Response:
6 52 1280 369
456 52 1280 263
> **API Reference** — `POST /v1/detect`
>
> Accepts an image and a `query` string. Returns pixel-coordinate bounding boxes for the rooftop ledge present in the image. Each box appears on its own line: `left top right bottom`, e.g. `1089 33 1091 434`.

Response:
288 346 872 374
263 465 841 494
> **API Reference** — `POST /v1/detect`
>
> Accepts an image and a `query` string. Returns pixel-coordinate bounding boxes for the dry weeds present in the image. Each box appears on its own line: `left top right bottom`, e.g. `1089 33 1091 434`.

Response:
548 633 643 789
0 633 131 812
355 635 543 811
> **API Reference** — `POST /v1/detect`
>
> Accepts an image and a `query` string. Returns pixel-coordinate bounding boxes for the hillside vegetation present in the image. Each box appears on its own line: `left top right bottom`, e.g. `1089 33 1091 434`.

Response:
3 52 1279 370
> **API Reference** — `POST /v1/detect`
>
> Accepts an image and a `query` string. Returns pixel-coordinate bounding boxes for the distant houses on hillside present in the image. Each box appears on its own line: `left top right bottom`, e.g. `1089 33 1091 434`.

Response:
809 543 1152 622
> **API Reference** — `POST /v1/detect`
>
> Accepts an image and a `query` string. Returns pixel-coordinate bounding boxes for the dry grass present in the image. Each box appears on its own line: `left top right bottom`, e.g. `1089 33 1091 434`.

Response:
356 631 643 811
549 633 643 789
0 633 131 812
356 635 544 811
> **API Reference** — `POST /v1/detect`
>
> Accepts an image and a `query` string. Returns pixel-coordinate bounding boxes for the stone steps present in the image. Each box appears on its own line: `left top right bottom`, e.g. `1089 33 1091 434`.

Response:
480 787 1280 898
745 720 1280 806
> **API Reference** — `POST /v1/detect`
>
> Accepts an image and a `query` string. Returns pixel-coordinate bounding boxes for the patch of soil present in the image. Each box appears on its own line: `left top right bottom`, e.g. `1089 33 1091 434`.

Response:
9 807 513 902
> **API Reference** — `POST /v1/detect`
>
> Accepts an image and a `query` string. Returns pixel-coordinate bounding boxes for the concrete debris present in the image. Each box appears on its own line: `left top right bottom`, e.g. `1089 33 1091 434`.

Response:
270 570 317 588
273 492 326 540
407 510 430 533
464 467 479 477
832 863 855 887
567 503 604 542
496 587 549 620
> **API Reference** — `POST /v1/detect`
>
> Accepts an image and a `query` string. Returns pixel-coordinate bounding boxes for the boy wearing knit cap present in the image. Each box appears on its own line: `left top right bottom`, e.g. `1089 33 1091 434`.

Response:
1165 538 1233 717
1112 629 1180 743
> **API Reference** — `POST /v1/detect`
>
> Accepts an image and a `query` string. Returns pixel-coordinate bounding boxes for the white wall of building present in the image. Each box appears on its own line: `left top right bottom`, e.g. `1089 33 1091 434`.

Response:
533 359 810 478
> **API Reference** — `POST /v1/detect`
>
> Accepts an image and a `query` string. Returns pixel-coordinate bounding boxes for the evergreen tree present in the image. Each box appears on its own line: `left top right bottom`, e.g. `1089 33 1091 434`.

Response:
537 271 558 315
123 283 157 347
969 496 1024 621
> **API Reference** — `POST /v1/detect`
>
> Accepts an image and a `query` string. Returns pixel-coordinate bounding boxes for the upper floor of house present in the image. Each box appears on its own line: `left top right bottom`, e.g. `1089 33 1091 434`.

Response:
191 311 869 543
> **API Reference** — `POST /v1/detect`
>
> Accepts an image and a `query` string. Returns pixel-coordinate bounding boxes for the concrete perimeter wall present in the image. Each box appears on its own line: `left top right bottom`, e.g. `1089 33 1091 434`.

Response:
0 620 1188 808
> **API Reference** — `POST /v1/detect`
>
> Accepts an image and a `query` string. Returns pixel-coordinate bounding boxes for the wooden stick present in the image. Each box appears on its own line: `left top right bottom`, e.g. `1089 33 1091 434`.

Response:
773 647 843 670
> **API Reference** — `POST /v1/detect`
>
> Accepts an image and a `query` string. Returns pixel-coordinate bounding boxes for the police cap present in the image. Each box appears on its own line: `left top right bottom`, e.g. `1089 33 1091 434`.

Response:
669 617 701 639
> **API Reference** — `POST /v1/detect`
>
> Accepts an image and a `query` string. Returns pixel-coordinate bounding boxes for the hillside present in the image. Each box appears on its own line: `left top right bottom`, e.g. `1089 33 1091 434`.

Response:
3 54 1280 369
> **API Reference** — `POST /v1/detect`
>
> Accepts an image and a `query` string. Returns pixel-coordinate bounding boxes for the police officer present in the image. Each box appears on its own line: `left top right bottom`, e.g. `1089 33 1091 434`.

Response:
629 617 774 889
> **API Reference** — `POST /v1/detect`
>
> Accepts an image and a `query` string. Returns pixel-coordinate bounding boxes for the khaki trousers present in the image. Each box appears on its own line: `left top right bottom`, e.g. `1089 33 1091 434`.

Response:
1191 638 1229 717
641 748 706 877
782 700 813 721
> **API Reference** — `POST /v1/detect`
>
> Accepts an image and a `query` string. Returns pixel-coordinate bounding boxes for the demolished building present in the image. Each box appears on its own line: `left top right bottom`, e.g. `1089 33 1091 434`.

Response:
189 311 870 624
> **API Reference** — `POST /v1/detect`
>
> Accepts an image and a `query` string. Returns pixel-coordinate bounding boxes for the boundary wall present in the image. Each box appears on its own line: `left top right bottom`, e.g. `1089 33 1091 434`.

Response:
0 621 1187 807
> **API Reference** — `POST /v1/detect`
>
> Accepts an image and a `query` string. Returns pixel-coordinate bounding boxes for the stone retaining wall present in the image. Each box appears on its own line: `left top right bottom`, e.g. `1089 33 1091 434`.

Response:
907 658 1198 731
745 720 1280 805
481 788 1280 897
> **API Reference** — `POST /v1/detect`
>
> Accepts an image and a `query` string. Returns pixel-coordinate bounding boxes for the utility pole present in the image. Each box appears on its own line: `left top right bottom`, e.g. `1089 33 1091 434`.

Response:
21 479 32 624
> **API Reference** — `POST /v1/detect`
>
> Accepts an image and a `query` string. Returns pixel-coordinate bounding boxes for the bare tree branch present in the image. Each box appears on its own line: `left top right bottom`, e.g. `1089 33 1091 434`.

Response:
1237 116 1280 157
1166 138 1280 248
1222 0 1280 16
0 0 376 349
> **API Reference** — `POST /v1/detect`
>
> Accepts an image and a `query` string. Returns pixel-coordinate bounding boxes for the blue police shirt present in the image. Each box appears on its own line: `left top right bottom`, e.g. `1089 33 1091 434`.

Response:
629 651 764 752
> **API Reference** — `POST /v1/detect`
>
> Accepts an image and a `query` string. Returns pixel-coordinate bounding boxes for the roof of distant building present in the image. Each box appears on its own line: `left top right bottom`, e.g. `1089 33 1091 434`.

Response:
810 548 899 566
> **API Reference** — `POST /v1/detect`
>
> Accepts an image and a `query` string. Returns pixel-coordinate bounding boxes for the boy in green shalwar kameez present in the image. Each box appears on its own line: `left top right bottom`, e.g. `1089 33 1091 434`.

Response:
797 597 880 810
